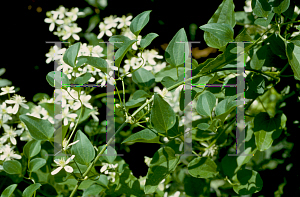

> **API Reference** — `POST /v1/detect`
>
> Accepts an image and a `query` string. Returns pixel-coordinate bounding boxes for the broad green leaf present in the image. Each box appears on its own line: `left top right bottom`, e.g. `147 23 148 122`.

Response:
0 68 6 77
39 103 54 118
3 160 22 174
82 184 104 197
46 71 70 87
23 139 41 159
254 12 275 27
184 176 208 196
282 0 295 19
151 93 176 134
235 28 253 42
233 169 263 195
269 0 290 14
19 114 54 141
155 67 184 82
96 174 109 188
196 91 216 118
285 40 300 80
1 184 17 197
28 158 46 172
0 79 12 87
63 42 80 67
188 157 218 178
74 73 92 84
161 73 184 92
78 180 96 190
192 127 216 142
122 128 162 144
164 28 189 67
130 10 151 36
75 107 94 124
32 93 50 102
108 35 131 49
125 97 146 108
215 97 241 123
250 45 268 70
71 130 95 165
140 33 159 50
252 0 272 17
132 67 155 87
22 183 41 197
253 112 287 151
76 56 108 74
203 0 235 50
115 39 137 68
98 145 117 164
200 23 234 42
144 146 180 194
167 116 181 138
131 90 150 100
247 74 267 94
269 33 287 59
179 87 197 111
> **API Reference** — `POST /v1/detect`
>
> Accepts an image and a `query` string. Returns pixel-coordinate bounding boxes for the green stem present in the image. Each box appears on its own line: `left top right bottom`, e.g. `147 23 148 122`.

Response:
94 90 130 99
279 62 289 76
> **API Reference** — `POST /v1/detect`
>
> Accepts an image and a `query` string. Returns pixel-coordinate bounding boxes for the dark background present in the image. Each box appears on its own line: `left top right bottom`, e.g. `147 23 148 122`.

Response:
2 0 299 196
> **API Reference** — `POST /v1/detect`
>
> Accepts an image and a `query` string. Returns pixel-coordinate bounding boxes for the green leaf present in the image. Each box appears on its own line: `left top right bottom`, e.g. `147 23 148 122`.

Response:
0 79 12 87
254 12 275 27
22 183 41 197
108 35 131 49
0 68 6 77
71 130 95 165
98 145 117 163
82 184 104 197
196 91 216 118
3 160 22 174
144 146 179 194
132 67 155 87
253 112 287 151
78 180 96 190
150 93 176 134
200 23 234 42
96 174 109 188
1 184 17 197
23 139 41 159
161 73 184 92
28 158 46 172
235 28 253 42
122 128 162 144
252 0 272 17
114 39 137 68
233 169 263 195
19 114 54 141
74 73 92 84
76 56 108 74
63 42 80 67
268 33 287 59
215 97 241 123
140 33 159 50
164 28 189 67
125 97 146 108
86 14 100 33
269 0 290 14
32 93 50 102
188 157 218 178
46 71 70 87
203 0 235 50
130 10 152 36
75 107 94 124
250 45 268 70
155 67 184 82
285 40 300 80
184 176 208 196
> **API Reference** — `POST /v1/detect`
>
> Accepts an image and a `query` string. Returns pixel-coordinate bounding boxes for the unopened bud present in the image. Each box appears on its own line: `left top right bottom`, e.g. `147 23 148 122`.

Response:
145 117 150 122
116 104 121 108
144 106 148 110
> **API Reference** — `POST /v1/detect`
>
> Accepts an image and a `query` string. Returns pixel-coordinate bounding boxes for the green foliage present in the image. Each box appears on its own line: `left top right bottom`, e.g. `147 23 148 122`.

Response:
130 10 152 36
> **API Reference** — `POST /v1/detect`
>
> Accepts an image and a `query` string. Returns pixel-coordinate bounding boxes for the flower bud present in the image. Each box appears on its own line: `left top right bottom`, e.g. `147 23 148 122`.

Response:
116 104 121 108
145 117 150 122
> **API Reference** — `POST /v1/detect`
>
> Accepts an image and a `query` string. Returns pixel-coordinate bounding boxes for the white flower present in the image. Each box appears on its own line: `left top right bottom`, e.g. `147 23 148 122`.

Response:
51 155 75 175
89 107 100 122
137 49 163 65
91 45 105 58
200 142 218 157
116 15 132 29
0 102 13 121
55 107 77 126
44 13 64 32
97 22 112 39
96 71 116 87
20 130 33 141
1 126 22 145
30 105 44 118
45 45 64 64
17 121 27 133
62 24 82 40
244 0 252 12
65 7 84 21
0 86 15 96
0 144 21 161
72 94 93 110
154 87 170 98
144 156 152 167
51 5 67 19
153 62 167 74
5 94 29 114
132 35 142 51
104 15 118 29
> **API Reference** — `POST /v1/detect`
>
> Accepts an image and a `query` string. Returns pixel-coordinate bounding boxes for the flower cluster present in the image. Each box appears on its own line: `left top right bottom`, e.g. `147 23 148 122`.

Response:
100 162 118 182
44 6 84 41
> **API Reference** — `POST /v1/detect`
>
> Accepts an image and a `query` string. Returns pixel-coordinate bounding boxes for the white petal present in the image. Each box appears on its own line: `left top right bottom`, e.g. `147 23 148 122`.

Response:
5 100 15 104
72 34 80 41
20 103 29 109
64 165 73 173
10 137 16 145
51 166 63 175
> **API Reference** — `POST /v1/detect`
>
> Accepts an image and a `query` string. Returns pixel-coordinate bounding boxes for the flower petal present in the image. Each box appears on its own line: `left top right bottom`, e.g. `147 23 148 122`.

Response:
51 166 63 175
64 165 73 173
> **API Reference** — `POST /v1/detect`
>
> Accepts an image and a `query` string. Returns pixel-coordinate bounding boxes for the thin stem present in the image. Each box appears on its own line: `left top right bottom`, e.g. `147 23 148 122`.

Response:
122 79 126 113
94 89 130 99
279 62 289 76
